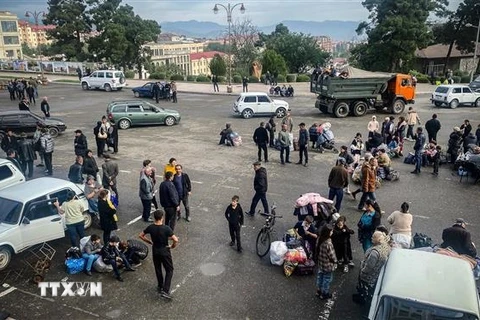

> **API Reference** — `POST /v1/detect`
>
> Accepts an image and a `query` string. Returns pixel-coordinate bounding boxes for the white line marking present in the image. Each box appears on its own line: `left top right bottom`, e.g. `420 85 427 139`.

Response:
14 287 55 302
221 185 240 189
317 276 346 320
191 180 203 184
415 215 430 219
0 286 16 297
119 170 131 173
127 215 143 225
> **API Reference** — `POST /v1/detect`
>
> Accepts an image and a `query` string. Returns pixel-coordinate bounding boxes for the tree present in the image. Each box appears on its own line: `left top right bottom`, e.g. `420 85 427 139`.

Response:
43 0 92 61
205 42 231 53
230 18 260 76
355 0 449 72
261 49 287 76
209 54 227 76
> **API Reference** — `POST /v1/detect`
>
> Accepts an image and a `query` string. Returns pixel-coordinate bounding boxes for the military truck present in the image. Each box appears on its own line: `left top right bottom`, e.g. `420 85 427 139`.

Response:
310 68 416 118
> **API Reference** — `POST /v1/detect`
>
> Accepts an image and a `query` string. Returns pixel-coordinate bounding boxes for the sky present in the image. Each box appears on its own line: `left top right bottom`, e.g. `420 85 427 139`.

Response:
0 0 464 26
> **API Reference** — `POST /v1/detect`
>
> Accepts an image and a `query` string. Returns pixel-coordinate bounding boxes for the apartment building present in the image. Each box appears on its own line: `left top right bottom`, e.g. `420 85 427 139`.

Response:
316 36 333 53
18 20 55 48
0 11 22 59
190 51 225 76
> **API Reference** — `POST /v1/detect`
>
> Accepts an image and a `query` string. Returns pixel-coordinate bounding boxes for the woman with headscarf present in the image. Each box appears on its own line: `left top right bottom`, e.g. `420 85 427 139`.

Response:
367 115 379 137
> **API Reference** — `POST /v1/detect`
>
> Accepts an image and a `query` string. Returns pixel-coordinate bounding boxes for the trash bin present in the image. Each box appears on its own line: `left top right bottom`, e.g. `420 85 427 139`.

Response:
227 85 233 93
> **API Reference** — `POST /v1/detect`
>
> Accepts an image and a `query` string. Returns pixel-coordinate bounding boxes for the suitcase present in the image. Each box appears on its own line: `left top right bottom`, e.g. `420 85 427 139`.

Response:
294 258 315 275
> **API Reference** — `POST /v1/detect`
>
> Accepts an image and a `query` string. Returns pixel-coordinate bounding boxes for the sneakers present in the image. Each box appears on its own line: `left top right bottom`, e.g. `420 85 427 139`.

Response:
295 161 302 165
319 293 332 300
229 241 235 246
125 267 136 272
36 163 44 167
160 291 172 300
85 270 92 276
116 276 124 282
348 261 355 267
147 217 154 222
410 170 420 174
343 265 349 273
186 217 191 222
304 163 308 167
245 211 254 216
132 263 142 268
237 247 243 253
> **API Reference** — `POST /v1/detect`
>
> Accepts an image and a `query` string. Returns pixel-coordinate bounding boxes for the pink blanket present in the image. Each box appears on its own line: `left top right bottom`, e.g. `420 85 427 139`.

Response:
295 193 333 216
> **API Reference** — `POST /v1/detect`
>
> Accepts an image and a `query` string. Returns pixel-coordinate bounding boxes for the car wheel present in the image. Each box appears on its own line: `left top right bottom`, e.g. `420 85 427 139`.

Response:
434 101 442 107
392 99 405 114
165 116 175 126
48 127 59 138
333 102 349 118
449 99 459 109
275 107 286 118
118 119 131 129
475 98 480 108
81 82 89 90
104 84 112 92
83 211 92 229
242 109 253 119
0 246 12 271
352 101 368 117
134 91 140 98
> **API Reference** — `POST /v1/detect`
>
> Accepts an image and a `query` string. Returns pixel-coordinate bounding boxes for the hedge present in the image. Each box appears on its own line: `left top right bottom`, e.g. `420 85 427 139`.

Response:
416 75 430 83
452 76 461 84
218 76 226 83
124 70 135 79
233 75 242 83
461 76 471 83
286 74 296 82
186 75 196 81
296 74 310 82
196 75 210 82
149 72 166 80
276 74 286 83
170 74 184 81
249 76 259 83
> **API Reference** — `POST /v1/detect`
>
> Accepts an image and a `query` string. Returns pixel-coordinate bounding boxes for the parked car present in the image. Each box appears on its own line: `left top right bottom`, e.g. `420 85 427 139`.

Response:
367 249 480 320
233 92 290 119
0 158 26 191
132 81 171 99
0 177 92 271
81 70 126 92
469 75 480 92
0 111 66 140
106 100 181 129
431 85 480 108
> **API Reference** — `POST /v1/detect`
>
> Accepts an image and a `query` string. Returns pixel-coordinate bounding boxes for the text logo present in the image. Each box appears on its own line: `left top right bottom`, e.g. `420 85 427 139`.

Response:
38 282 102 297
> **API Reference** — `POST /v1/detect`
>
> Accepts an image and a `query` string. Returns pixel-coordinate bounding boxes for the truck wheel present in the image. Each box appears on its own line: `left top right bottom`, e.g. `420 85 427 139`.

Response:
392 99 405 114
333 102 349 118
352 101 368 117
0 246 12 271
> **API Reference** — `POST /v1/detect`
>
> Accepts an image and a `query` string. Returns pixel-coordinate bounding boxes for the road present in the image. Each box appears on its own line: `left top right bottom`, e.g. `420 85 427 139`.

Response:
0 85 479 320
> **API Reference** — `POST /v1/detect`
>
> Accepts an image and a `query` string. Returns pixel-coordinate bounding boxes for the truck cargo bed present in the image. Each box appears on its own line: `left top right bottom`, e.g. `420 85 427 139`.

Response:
311 76 393 99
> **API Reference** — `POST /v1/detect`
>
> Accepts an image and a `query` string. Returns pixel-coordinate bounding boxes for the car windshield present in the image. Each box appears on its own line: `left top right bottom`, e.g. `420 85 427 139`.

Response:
144 101 160 111
0 197 23 224
435 87 449 94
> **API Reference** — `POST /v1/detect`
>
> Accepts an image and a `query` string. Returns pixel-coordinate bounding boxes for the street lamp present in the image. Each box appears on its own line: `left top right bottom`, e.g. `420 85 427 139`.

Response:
25 10 46 77
466 18 480 82
213 2 245 90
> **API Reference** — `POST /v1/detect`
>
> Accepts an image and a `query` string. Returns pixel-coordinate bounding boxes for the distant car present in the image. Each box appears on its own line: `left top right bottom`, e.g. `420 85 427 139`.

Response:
0 111 66 140
0 158 26 191
81 70 126 92
131 82 171 100
367 249 480 320
233 92 290 119
106 100 181 129
431 85 480 108
0 177 91 271
469 75 480 92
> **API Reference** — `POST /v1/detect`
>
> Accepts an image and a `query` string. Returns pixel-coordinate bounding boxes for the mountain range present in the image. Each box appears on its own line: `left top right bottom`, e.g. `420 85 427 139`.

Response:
160 20 362 41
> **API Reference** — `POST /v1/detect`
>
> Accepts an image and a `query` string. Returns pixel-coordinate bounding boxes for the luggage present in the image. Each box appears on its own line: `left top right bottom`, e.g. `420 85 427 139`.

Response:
79 236 91 252
65 258 85 274
404 153 415 164
270 241 288 266
385 170 400 181
93 257 114 273
294 259 315 275
413 233 433 248
65 247 82 259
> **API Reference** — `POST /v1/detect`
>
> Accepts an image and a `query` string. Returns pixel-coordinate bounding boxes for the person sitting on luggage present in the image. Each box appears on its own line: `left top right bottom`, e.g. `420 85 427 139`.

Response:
280 84 287 97
101 235 136 282
440 218 477 258
82 234 102 276
309 123 319 148
219 123 233 146
331 216 354 273
377 148 391 176
387 136 401 158
119 240 144 267
286 85 294 97
338 146 355 167
294 215 317 257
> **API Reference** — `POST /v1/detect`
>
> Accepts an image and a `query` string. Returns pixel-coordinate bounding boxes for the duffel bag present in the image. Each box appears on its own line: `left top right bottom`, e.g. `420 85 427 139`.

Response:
294 258 315 275
404 153 415 164
385 170 400 181
65 258 85 274
93 258 114 273
127 239 149 260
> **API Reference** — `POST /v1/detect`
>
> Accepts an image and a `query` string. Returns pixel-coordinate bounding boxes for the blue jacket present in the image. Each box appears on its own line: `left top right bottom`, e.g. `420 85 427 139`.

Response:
414 133 426 152
298 128 309 146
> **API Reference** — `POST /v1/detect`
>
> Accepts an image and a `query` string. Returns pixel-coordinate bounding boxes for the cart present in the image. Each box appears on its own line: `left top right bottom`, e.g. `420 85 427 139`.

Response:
22 242 56 284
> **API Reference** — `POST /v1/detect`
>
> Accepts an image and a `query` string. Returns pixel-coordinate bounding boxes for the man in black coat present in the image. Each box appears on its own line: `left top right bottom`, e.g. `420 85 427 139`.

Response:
152 82 161 103
159 171 180 231
441 218 477 258
424 114 441 143
17 133 36 178
246 161 269 216
173 164 192 222
1 130 18 155
68 155 84 184
74 129 88 156
40 97 50 118
6 149 21 171
253 122 269 162
18 98 30 111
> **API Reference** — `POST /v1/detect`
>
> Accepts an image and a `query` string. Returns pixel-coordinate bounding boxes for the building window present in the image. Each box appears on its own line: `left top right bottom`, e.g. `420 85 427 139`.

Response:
5 50 14 57
3 36 19 45
1 21 17 33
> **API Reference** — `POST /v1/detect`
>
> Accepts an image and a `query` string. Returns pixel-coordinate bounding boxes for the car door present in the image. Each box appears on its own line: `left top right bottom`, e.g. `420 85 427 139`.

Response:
0 163 25 190
462 87 475 105
20 196 65 247
89 71 98 87
242 95 257 113
126 104 143 126
450 87 462 103
95 71 105 88
18 113 38 135
140 102 161 125
257 94 274 114
142 83 154 97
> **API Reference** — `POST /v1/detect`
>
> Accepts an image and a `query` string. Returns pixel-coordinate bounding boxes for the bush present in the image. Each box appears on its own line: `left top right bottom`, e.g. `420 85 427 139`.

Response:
276 74 286 83
416 75 430 83
170 74 184 81
260 75 266 83
296 74 310 82
186 75 196 81
124 70 135 79
453 69 469 77
149 72 165 80
217 76 226 83
233 75 242 83
286 74 297 82
196 75 210 82
461 75 471 83
452 76 461 84
249 76 259 83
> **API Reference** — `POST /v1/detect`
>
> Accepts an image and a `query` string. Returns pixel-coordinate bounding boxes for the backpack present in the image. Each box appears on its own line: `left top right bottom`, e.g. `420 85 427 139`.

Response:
65 247 82 259
358 212 374 229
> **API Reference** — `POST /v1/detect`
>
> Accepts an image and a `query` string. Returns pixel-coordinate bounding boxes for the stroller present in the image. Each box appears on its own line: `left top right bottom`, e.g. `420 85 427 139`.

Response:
315 122 338 153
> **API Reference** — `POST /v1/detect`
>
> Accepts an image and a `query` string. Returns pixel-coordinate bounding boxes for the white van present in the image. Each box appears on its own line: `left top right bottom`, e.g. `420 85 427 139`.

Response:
368 249 480 320
81 70 126 92
0 158 26 190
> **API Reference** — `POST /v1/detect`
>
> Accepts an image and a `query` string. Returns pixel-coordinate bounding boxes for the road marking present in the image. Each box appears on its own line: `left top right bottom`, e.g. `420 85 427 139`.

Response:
415 215 430 219
127 215 143 225
14 287 55 302
119 170 131 173
221 185 240 189
317 275 346 320
191 180 203 184
0 286 16 297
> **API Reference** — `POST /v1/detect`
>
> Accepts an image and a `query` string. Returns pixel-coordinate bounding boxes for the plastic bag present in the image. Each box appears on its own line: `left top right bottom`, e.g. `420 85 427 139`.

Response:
269 241 288 266
283 260 298 277
65 258 85 274
284 247 307 264
93 257 114 273
79 236 91 252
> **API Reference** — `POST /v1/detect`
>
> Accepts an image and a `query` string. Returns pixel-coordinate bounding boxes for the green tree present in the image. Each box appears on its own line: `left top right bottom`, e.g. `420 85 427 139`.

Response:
205 42 231 53
156 63 183 77
21 44 36 56
261 49 287 76
355 0 449 72
209 54 227 76
43 0 92 61
230 19 260 76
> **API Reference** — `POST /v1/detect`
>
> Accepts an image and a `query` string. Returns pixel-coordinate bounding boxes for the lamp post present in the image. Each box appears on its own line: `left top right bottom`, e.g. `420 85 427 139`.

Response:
213 2 245 90
25 10 46 77
466 18 480 83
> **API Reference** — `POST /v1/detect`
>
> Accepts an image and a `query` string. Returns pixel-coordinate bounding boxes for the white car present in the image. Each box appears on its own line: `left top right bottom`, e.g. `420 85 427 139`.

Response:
0 177 91 271
81 70 126 92
431 85 480 108
0 158 26 190
233 92 290 119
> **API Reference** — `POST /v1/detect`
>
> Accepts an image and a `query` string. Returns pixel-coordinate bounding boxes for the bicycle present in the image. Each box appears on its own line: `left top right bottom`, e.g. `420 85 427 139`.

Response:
255 204 283 257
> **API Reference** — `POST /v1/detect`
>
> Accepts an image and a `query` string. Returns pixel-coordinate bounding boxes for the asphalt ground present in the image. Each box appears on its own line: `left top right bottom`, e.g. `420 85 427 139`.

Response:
0 85 479 320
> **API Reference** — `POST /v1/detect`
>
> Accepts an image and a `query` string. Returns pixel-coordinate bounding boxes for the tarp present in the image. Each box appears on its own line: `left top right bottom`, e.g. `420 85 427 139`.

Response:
341 66 393 79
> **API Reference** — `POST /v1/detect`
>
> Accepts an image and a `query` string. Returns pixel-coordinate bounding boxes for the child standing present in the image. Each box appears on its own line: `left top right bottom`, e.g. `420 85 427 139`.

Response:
331 216 355 273
432 145 442 176
225 195 244 253
314 225 337 300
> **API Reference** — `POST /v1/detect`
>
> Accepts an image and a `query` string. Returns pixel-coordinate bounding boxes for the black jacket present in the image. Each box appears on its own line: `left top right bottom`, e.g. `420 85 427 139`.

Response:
18 138 35 162
159 180 179 208
174 172 191 193
41 101 50 115
254 167 268 193
225 203 244 225
298 128 308 146
18 101 30 111
101 244 121 262
461 123 472 138
68 162 84 184
425 118 441 134
441 224 477 258
74 134 88 156
448 131 462 153
253 126 269 144
98 198 118 231
463 133 477 150
1 135 18 153
413 133 426 151
331 224 354 246
83 156 99 176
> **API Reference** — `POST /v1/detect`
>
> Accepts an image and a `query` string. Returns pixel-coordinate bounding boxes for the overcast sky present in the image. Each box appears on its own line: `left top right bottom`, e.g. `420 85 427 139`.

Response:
1 0 463 26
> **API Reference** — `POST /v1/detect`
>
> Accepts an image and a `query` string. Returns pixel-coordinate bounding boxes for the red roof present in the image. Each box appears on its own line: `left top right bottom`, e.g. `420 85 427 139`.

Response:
18 20 55 31
190 51 225 60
